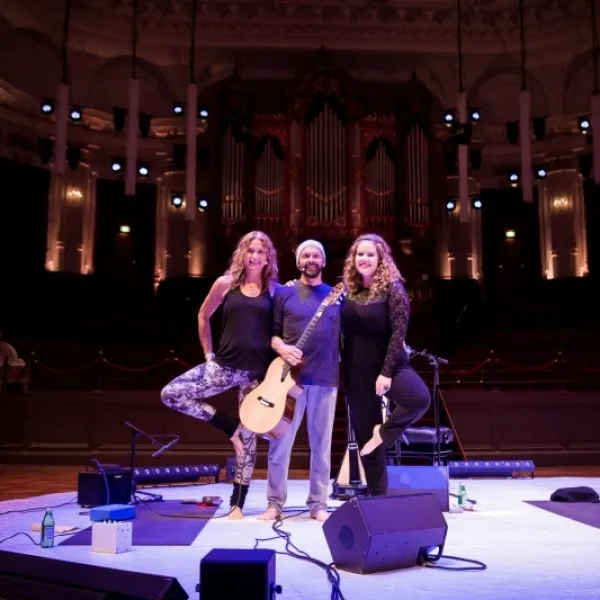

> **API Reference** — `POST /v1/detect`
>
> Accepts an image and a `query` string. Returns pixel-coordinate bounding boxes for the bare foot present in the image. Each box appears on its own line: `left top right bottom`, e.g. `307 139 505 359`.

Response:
311 509 329 522
360 424 383 456
228 506 244 520
230 424 243 456
257 506 281 521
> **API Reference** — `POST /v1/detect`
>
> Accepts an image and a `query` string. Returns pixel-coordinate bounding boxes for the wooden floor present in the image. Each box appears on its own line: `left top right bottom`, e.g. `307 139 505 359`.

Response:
1 465 600 502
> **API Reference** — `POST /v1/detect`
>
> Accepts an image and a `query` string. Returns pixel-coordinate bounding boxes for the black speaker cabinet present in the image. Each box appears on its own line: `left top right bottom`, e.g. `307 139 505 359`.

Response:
323 491 448 574
200 548 278 600
0 550 188 600
77 469 132 507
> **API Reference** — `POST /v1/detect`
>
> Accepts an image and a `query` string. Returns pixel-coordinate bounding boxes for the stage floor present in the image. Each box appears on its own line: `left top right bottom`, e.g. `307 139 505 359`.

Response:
1 476 600 599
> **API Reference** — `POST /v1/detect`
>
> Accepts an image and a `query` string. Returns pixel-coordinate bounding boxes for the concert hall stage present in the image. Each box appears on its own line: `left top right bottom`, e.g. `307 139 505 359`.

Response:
1 477 599 599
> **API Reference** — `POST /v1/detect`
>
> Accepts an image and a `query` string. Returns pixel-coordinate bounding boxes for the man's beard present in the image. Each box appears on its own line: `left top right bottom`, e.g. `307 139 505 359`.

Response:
300 263 323 278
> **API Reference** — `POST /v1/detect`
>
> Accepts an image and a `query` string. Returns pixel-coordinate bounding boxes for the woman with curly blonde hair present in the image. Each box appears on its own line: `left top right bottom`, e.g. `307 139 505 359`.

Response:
161 231 279 518
341 233 430 496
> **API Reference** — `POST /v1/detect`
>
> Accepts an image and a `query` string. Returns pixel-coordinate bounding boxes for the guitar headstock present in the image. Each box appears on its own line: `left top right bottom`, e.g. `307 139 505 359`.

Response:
322 282 346 307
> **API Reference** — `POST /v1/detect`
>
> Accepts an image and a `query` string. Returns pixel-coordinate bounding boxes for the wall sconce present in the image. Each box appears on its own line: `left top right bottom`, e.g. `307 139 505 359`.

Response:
65 186 83 204
551 196 571 213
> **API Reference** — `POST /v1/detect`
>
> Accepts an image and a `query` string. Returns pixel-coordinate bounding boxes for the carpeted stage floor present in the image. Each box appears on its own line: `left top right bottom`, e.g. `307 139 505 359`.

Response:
1 477 600 599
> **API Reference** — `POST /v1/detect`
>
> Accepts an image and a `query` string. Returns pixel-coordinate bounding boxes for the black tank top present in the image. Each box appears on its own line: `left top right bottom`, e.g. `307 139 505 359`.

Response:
215 287 274 375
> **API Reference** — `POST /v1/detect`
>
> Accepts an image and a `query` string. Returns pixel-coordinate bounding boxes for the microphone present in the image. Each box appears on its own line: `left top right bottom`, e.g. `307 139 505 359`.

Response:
151 435 179 458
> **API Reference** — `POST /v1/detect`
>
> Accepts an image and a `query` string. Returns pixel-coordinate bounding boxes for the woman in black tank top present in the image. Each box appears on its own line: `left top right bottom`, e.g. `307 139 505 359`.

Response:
160 231 279 519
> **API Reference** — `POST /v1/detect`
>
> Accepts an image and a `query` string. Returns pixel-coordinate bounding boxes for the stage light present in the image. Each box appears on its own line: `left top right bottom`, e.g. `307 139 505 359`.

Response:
171 194 183 208
443 110 456 126
172 103 184 116
536 167 547 180
139 113 152 138
578 116 591 133
469 108 481 122
138 164 149 177
119 225 131 234
471 197 482 210
133 464 221 486
505 229 516 240
197 198 208 211
111 160 123 173
40 99 54 115
508 171 519 187
69 107 82 122
199 107 209 120
445 199 456 212
113 107 126 133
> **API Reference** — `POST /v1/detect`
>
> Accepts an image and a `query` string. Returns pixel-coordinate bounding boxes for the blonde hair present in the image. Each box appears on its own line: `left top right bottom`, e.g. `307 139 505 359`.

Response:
343 233 404 300
226 231 279 291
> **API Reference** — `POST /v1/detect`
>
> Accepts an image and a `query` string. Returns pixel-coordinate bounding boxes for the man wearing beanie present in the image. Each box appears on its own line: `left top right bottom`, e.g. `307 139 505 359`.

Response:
258 239 341 522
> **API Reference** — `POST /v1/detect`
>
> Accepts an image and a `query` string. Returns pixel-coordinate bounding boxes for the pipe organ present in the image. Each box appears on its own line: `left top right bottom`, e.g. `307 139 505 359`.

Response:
404 125 430 225
305 103 347 226
220 125 247 224
254 137 285 229
365 139 395 228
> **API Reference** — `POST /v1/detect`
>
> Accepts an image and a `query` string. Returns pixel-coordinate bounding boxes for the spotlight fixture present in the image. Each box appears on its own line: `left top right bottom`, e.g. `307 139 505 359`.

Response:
197 197 209 211
119 224 131 234
69 107 82 122
170 194 183 208
535 167 547 180
172 103 184 116
578 116 591 133
40 99 55 115
508 171 520 187
138 164 149 177
113 107 126 133
111 160 123 173
505 229 516 240
471 197 482 210
443 110 456 126
198 107 209 120
445 199 457 212
469 108 481 122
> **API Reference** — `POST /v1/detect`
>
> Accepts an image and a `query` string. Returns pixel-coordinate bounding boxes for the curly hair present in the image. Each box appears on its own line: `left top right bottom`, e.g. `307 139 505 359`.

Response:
343 233 404 300
226 231 279 291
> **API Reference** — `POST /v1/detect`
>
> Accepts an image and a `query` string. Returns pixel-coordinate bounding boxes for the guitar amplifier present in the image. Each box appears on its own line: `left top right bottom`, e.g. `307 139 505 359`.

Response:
77 469 133 508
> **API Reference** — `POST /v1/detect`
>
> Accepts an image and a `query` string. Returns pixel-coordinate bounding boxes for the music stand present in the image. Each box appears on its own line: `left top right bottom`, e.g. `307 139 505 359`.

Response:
125 421 179 504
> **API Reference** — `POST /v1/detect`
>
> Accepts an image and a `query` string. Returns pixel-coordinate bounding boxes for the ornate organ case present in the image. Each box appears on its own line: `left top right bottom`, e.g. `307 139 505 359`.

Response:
208 66 443 299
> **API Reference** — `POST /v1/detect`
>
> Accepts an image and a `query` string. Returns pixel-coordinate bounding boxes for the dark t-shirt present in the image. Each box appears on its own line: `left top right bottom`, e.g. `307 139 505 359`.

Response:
273 281 341 387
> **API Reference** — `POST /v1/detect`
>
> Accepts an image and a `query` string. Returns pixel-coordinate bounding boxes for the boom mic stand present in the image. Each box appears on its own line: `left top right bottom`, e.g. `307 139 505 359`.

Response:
125 421 179 504
406 347 448 467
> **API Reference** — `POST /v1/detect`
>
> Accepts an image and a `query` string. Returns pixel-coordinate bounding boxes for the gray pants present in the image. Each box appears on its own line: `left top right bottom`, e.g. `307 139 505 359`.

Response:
266 385 338 515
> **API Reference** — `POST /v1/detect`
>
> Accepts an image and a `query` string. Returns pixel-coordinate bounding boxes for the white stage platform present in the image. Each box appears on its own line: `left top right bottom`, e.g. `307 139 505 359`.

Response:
1 476 600 599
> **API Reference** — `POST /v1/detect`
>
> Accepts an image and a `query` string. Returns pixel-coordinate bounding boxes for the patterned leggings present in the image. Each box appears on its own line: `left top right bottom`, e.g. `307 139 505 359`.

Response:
160 361 258 486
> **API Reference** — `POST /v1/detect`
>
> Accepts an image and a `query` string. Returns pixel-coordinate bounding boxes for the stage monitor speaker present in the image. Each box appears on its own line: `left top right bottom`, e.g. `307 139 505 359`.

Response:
199 548 279 600
323 491 448 574
77 469 133 507
387 465 450 512
0 550 188 600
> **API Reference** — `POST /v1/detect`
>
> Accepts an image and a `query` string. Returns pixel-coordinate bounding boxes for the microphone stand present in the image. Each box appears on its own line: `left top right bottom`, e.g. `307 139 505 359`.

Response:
406 347 448 467
125 421 179 504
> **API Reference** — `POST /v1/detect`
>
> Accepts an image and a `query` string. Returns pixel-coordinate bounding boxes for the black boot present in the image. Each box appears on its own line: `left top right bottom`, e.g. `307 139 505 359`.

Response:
209 409 239 438
230 482 249 509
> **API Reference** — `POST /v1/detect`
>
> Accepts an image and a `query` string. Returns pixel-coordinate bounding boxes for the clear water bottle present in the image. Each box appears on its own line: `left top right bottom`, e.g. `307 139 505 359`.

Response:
457 482 467 510
40 508 55 548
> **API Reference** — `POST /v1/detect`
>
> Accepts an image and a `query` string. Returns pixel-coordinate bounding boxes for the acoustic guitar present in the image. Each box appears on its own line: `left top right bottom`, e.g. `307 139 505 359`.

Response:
239 283 345 440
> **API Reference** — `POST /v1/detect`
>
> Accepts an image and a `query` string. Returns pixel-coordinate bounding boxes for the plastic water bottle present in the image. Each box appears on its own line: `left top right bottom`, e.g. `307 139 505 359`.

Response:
457 482 467 510
40 509 55 548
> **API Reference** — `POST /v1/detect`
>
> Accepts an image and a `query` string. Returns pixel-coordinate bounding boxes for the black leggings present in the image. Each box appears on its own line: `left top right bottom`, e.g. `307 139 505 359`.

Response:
347 365 431 496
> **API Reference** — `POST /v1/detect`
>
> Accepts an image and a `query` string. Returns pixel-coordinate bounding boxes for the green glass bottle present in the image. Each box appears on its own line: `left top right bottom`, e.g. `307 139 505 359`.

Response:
40 509 55 548
457 482 467 509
